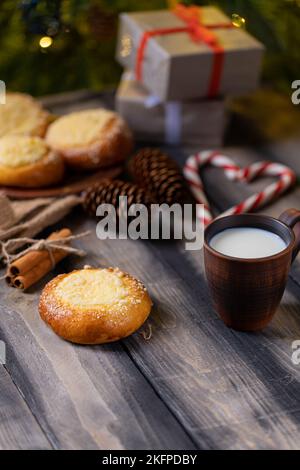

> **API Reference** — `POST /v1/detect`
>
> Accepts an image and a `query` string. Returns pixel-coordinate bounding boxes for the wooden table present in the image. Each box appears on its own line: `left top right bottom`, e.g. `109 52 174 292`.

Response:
1 91 300 450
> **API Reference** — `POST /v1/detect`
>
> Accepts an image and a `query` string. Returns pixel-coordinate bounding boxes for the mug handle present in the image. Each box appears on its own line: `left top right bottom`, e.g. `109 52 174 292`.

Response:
279 209 300 263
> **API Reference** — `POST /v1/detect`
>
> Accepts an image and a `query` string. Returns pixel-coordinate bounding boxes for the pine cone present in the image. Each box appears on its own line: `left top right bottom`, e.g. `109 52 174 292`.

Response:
82 179 153 218
129 148 188 205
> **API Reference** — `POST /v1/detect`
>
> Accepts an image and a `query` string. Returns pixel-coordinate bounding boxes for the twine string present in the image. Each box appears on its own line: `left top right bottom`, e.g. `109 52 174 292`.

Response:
140 322 153 341
0 231 91 267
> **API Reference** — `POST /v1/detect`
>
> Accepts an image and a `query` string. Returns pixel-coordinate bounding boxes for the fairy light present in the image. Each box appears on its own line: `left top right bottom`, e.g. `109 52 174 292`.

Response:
231 13 246 28
120 34 132 58
39 36 53 48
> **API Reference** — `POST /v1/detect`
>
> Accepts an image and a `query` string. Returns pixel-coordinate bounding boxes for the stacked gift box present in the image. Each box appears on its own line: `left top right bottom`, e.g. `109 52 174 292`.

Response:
115 4 264 147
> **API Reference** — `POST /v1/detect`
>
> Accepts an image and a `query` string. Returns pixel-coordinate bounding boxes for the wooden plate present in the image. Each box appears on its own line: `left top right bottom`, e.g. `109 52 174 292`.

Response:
0 165 123 199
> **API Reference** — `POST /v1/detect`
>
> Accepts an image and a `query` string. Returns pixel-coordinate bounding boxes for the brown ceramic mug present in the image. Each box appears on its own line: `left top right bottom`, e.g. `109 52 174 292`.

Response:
204 209 300 331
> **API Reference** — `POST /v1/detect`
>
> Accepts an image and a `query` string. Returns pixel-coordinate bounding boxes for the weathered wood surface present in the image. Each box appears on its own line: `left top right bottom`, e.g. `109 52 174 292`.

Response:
0 91 300 449
0 366 51 449
0 285 194 450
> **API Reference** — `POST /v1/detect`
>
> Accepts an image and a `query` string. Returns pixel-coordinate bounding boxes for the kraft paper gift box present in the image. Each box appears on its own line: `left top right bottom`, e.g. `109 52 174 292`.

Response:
116 5 264 102
116 71 227 146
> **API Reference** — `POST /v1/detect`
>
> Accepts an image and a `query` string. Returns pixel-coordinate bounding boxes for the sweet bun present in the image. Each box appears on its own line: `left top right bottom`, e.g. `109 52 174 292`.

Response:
39 267 153 344
0 136 64 188
0 92 50 138
45 108 133 170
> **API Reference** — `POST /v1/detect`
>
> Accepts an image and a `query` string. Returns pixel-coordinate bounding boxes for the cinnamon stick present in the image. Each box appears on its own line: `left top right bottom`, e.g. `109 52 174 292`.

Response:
8 228 71 277
13 247 68 290
7 228 72 290
5 275 14 287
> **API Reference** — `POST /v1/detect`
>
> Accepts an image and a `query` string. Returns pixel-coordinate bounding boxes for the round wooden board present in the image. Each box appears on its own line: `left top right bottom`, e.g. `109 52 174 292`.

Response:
0 165 123 199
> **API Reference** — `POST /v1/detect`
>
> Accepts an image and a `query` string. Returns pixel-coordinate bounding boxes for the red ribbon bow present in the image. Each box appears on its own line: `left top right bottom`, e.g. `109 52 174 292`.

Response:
135 4 234 98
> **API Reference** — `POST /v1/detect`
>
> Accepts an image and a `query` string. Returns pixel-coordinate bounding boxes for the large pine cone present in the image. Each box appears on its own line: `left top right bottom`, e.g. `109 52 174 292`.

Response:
82 179 153 218
129 148 188 204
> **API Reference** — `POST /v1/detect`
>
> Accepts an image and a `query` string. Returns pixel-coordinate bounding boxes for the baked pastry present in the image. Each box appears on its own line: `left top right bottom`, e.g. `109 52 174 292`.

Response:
39 267 152 344
0 92 50 138
0 136 64 188
45 108 133 170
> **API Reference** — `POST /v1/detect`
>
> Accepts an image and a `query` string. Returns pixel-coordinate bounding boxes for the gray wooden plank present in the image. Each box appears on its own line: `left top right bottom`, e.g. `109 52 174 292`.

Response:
146 146 300 448
76 343 195 450
59 213 300 450
54 93 300 449
42 108 299 448
0 90 197 450
94 140 300 448
40 90 115 116
0 365 51 450
0 300 111 450
0 279 195 450
263 139 300 179
130 276 300 450
192 409 300 450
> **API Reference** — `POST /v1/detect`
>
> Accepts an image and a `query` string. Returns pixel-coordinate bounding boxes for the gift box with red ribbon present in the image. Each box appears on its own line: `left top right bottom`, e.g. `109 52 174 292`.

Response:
116 5 264 101
116 71 227 147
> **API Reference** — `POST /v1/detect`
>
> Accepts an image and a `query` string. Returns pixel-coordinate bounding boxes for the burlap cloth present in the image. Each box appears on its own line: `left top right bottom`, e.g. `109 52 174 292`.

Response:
0 194 83 260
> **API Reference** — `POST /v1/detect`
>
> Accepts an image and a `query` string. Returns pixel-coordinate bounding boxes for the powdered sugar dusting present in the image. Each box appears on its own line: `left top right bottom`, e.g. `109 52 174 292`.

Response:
54 267 149 312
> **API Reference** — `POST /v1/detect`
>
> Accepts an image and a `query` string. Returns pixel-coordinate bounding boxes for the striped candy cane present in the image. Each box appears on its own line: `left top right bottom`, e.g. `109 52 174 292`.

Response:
183 150 296 226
